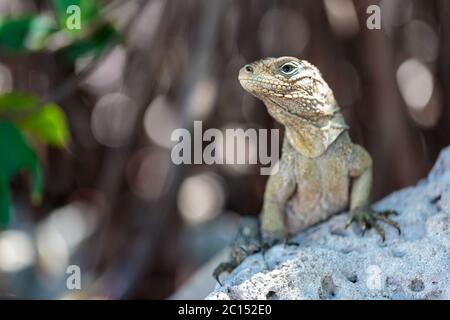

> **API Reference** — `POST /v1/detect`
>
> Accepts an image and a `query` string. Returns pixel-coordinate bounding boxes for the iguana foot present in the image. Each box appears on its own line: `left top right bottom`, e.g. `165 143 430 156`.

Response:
213 261 239 286
346 206 401 241
261 233 284 253
213 217 261 285
283 236 300 247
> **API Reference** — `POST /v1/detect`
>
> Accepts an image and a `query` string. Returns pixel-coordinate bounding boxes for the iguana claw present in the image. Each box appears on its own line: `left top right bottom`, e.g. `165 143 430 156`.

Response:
212 217 261 285
347 206 401 241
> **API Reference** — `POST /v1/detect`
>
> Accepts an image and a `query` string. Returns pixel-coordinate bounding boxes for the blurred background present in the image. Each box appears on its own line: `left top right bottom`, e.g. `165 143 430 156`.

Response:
0 0 449 299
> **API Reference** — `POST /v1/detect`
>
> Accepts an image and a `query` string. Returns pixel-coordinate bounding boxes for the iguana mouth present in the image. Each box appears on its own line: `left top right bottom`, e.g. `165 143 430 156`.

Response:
239 78 288 90
266 96 331 125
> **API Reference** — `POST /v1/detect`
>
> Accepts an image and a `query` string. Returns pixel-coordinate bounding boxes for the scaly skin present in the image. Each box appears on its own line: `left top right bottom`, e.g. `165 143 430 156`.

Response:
239 57 400 246
213 57 400 283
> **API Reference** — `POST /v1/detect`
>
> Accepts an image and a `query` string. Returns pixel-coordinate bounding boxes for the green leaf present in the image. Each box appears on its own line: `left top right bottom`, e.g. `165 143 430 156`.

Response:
0 93 70 147
52 0 100 35
58 23 120 61
18 103 70 147
0 176 11 228
0 15 56 52
0 92 40 114
0 121 43 228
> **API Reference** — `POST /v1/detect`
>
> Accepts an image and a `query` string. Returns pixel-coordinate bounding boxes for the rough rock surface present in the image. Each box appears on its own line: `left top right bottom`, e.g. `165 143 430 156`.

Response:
206 146 450 300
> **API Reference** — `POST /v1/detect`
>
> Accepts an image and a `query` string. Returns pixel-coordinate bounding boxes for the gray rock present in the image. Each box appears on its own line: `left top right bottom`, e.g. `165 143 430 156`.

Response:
206 146 450 300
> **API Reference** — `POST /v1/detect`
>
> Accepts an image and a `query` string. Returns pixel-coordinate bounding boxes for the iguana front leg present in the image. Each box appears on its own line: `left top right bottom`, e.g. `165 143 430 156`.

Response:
347 145 400 241
260 156 296 247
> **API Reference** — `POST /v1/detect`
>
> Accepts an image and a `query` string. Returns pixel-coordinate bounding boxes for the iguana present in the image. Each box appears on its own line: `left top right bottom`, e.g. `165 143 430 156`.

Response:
213 57 400 283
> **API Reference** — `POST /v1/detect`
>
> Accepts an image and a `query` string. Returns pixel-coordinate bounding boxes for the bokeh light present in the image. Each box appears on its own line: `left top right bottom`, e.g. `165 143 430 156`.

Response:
126 147 172 200
380 0 414 36
324 0 359 37
177 173 225 225
91 92 138 147
404 20 439 63
36 202 97 277
188 78 217 120
81 46 126 91
144 96 179 149
0 231 35 273
396 58 434 111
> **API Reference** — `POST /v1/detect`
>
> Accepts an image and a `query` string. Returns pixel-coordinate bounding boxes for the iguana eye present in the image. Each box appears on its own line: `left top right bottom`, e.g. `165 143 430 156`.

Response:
280 62 298 75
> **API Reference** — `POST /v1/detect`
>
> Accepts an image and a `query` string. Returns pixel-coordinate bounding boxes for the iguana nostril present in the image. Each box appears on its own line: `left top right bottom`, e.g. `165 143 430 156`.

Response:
245 65 253 73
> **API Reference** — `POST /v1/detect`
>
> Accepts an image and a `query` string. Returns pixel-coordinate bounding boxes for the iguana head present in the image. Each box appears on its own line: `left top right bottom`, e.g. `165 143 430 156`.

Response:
238 56 338 124
239 56 348 158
